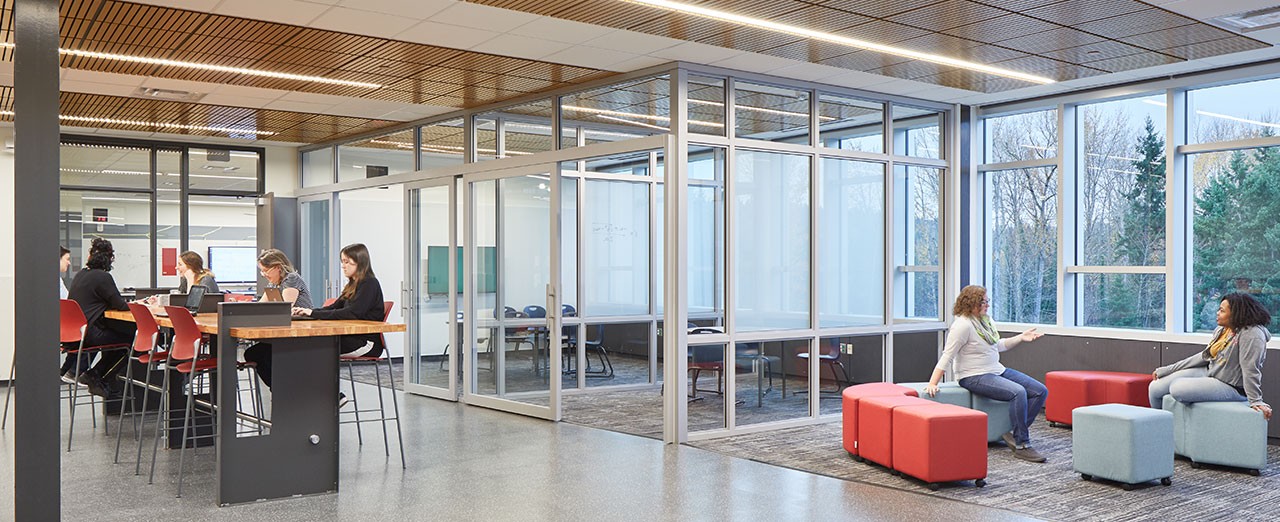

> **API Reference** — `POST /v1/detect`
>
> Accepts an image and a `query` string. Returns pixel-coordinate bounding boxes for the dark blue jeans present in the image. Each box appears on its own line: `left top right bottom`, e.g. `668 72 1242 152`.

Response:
959 368 1048 446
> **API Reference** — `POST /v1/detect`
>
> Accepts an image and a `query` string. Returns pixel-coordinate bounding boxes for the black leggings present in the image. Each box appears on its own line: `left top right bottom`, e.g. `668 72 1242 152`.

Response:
244 336 383 388
61 322 133 378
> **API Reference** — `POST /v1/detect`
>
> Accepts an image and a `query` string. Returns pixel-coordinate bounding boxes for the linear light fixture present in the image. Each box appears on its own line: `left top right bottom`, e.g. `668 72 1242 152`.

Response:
1 110 274 136
0 42 381 89
562 104 725 128
1143 99 1280 130
620 0 1055 85
689 98 837 121
598 114 671 132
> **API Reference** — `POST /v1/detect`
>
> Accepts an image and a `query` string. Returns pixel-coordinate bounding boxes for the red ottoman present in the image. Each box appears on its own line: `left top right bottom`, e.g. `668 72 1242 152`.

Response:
842 383 917 457
858 395 934 468
892 403 988 490
1046 371 1154 426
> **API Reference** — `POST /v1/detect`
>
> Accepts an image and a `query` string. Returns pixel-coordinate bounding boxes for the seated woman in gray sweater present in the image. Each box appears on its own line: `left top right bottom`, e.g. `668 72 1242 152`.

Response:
1149 292 1272 420
176 250 219 294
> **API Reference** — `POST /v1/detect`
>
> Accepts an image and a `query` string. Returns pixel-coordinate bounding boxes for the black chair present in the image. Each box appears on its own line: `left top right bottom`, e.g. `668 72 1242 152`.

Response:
563 324 613 378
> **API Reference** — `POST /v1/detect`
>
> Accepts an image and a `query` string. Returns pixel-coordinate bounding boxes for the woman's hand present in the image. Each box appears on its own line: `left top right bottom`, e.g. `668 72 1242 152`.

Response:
1151 371 1159 381
1018 328 1043 342
1253 403 1272 420
292 307 312 317
924 383 939 397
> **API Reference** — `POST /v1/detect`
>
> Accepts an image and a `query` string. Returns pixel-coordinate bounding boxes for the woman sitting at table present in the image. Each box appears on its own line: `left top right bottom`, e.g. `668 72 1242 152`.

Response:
256 248 312 308
244 243 383 393
63 238 134 397
176 250 219 294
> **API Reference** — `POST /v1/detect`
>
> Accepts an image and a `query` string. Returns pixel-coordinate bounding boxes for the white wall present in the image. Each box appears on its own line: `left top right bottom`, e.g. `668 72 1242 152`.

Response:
339 187 405 358
263 144 298 198
0 128 14 381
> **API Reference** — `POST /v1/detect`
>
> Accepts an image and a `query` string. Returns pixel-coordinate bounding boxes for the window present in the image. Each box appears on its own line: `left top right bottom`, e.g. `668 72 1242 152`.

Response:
1188 77 1280 144
894 165 941 320
819 158 884 327
419 118 465 169
734 150 810 331
302 147 334 187
819 94 884 153
561 76 670 146
893 105 942 159
735 82 810 143
984 110 1057 163
987 167 1057 324
339 130 415 182
688 75 726 136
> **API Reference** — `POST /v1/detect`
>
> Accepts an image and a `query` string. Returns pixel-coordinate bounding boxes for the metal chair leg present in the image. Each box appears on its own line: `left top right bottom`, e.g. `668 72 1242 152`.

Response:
68 352 83 452
2 349 14 429
114 357 136 463
372 361 391 457
177 373 195 498
148 363 171 485
384 358 406 469
346 362 363 445
134 360 153 476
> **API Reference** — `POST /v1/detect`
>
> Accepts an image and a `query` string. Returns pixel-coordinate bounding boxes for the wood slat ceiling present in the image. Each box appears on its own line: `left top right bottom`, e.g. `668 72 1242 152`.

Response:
466 0 1270 92
0 0 620 143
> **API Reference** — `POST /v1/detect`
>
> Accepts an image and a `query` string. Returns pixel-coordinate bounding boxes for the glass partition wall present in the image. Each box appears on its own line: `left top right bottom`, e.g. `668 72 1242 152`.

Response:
298 65 952 442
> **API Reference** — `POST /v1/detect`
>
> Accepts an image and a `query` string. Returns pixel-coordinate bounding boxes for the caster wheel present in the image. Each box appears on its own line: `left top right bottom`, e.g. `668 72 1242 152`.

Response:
927 483 940 491
975 479 986 488
1161 477 1172 486
852 455 864 463
1250 469 1261 477
1122 483 1135 491
1190 462 1201 469
890 470 900 476
1081 474 1092 481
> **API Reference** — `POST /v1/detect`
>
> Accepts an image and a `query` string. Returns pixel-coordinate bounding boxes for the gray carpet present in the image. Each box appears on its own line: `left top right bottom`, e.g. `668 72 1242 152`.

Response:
689 415 1280 522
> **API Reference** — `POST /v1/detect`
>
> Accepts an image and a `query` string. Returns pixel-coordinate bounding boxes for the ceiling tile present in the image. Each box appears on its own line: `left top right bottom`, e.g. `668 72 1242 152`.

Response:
428 2 541 32
214 0 330 26
310 6 420 36
508 16 618 44
394 20 502 49
337 0 454 18
581 29 685 55
469 34 576 61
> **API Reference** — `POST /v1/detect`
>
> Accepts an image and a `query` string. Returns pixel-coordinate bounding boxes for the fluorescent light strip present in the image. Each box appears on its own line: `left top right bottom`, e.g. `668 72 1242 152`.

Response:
1017 144 1141 162
689 98 836 122
597 114 673 132
1144 99 1280 130
2 110 273 136
0 43 379 89
621 0 1054 85
562 104 724 128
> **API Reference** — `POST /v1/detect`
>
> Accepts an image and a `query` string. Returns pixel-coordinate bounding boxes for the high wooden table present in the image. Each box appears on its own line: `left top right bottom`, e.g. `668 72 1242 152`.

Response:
107 306 405 505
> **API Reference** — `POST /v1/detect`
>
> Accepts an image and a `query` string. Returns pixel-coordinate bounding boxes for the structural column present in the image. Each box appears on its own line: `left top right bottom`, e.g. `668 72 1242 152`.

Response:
13 0 61 520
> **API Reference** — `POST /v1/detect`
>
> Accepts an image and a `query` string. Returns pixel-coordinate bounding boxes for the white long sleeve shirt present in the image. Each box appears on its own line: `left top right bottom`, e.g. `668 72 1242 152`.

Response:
935 317 1008 381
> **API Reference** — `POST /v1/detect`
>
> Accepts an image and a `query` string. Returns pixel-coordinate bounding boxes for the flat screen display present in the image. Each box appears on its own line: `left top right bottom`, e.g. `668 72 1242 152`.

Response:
207 246 258 284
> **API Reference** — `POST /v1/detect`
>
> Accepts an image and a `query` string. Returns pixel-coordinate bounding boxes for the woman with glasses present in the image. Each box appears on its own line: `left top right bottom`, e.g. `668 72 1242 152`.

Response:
256 249 312 308
923 285 1048 463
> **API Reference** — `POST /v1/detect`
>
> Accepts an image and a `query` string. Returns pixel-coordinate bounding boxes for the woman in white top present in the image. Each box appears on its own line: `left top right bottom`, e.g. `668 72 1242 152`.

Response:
924 285 1048 463
59 246 71 299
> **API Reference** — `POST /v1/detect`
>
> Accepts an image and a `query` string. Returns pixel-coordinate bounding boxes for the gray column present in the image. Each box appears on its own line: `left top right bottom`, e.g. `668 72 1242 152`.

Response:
13 0 61 520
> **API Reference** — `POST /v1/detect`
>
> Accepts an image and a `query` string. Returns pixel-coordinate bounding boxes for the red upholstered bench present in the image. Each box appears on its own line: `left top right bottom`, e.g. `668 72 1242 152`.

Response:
858 395 935 469
842 383 917 458
892 402 988 490
1045 371 1153 426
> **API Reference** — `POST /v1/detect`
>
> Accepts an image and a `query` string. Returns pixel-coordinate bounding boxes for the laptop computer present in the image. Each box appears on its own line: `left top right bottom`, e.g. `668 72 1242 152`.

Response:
131 287 173 301
262 287 284 302
155 286 225 316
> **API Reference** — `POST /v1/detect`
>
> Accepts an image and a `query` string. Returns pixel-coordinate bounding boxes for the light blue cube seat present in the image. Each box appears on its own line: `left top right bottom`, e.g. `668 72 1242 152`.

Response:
1162 395 1267 474
1072 403 1174 489
898 382 1011 443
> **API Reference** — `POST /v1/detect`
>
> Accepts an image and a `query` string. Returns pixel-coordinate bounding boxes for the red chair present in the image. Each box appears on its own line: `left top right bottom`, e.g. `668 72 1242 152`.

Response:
60 299 131 452
158 305 218 497
115 303 165 469
224 293 254 303
338 301 405 468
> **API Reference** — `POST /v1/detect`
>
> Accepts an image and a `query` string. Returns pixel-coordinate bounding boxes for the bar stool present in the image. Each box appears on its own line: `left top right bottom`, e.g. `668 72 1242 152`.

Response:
338 301 406 468
156 306 219 497
115 303 163 468
60 299 131 451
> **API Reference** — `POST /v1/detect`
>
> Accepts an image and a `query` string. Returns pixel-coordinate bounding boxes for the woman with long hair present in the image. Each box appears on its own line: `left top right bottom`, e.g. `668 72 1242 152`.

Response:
925 285 1048 462
1149 292 1272 419
176 250 219 294
246 244 383 392
257 248 312 308
63 238 134 396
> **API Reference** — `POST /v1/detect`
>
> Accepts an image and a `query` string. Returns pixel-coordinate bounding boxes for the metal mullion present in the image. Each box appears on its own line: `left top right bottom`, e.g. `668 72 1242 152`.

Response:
1058 103 1075 328
648 150 659 385
149 146 158 287
808 151 820 418
180 147 190 254
1177 136 1280 155
977 157 1058 172
1067 266 1166 274
56 185 152 193
664 68 691 443
576 172 586 391
883 150 895 382
1173 89 1194 333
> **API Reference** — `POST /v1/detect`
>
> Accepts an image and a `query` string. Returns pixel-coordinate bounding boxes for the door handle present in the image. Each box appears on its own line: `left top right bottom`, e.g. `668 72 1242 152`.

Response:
545 283 556 331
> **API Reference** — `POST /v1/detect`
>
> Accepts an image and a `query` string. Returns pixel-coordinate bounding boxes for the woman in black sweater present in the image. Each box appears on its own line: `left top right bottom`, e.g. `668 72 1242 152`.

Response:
245 243 384 389
63 238 135 397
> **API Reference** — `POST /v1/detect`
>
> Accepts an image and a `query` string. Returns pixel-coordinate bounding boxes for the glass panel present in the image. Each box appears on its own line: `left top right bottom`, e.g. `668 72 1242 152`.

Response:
735 339 811 426
300 199 331 302
302 147 334 187
1079 273 1165 330
892 105 943 159
1188 77 1280 144
819 94 884 153
338 130 416 182
339 187 405 359
583 150 650 176
561 76 670 146
584 180 648 316
687 75 726 136
570 322 647 389
419 118 466 169
735 81 810 143
476 99 555 161
1190 147 1280 333
819 158 884 327
818 335 881 416
60 190 152 289
562 177 578 326
413 185 453 389
156 149 182 287
188 148 259 192
188 195 258 291
735 150 810 331
688 343 727 432
1078 94 1166 266
988 167 1058 324
60 142 152 189
474 115 498 162
658 146 725 322
894 165 941 320
984 109 1057 163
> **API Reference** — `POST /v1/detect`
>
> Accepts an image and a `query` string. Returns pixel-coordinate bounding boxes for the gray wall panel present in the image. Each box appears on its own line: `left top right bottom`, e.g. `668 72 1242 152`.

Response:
995 332 1161 383
893 331 942 383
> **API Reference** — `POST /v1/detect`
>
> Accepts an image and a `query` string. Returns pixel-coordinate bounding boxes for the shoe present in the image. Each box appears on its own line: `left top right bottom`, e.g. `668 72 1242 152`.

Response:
60 371 82 386
338 392 350 409
1001 431 1019 451
79 372 109 398
1013 446 1047 463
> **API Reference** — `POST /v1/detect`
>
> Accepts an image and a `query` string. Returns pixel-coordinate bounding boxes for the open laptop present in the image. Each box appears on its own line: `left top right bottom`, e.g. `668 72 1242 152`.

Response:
262 287 284 302
154 286 225 316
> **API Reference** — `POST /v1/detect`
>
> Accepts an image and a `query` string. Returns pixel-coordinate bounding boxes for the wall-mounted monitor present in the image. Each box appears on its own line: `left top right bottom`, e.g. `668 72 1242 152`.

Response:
207 246 258 284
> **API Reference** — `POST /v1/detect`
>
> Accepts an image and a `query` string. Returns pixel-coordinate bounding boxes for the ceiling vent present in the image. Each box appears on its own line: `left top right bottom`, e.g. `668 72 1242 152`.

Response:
132 87 207 102
1209 6 1280 33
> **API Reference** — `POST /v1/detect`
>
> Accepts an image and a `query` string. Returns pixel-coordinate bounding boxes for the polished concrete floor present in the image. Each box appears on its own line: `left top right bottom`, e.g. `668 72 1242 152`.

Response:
0 381 1039 521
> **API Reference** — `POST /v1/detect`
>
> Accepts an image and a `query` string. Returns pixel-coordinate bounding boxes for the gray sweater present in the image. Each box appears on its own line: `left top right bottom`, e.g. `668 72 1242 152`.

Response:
1155 325 1271 407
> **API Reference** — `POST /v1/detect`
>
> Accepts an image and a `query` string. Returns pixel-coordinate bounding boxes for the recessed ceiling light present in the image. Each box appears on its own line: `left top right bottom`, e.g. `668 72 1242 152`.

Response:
620 0 1055 85
0 42 381 89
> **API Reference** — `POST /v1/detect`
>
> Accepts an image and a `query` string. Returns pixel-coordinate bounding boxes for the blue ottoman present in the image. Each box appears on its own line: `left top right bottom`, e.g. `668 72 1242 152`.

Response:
900 382 971 408
971 395 1014 444
1163 396 1267 474
1073 403 1174 489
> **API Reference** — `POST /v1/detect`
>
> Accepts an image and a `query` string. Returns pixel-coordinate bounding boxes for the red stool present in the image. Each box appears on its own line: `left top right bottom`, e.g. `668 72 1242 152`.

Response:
1046 371 1153 426
858 395 933 469
892 403 988 490
841 382 917 458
